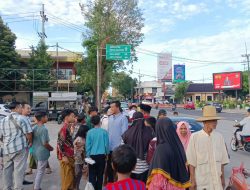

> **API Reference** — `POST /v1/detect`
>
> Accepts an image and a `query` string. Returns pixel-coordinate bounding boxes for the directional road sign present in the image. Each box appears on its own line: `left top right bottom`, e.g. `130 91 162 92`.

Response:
106 44 131 60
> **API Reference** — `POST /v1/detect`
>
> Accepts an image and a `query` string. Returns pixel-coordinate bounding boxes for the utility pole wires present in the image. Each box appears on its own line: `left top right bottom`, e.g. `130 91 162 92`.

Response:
242 42 250 95
39 4 48 43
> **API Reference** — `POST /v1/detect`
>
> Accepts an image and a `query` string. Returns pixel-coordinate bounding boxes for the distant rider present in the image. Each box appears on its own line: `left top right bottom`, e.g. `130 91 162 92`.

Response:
236 108 250 148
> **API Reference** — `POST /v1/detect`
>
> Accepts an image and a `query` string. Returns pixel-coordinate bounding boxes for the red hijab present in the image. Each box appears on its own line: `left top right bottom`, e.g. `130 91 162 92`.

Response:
176 121 191 151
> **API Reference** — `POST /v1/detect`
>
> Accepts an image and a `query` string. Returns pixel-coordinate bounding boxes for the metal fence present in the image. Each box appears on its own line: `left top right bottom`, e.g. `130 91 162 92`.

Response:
0 69 58 92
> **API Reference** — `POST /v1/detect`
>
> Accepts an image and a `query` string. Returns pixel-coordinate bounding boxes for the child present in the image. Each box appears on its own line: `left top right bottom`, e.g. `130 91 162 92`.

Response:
32 111 53 190
74 125 89 190
86 115 109 190
104 145 146 190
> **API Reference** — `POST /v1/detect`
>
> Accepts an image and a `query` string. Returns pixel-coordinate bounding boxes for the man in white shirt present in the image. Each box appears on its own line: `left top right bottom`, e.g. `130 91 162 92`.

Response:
186 106 229 190
236 108 250 147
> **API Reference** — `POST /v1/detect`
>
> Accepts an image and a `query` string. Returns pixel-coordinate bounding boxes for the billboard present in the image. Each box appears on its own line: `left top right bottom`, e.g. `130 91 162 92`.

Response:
157 53 172 82
213 71 242 90
174 65 185 83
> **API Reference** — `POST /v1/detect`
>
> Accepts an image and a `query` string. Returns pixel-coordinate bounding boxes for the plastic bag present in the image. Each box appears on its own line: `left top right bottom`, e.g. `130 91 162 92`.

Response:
84 182 94 190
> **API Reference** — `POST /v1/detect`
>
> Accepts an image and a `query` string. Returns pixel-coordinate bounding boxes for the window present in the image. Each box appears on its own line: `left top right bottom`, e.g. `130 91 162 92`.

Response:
196 96 201 102
207 96 212 101
58 69 73 80
152 87 157 93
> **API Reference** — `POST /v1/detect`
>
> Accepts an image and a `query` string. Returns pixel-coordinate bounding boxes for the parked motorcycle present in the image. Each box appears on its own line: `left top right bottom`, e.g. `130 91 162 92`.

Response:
230 121 250 152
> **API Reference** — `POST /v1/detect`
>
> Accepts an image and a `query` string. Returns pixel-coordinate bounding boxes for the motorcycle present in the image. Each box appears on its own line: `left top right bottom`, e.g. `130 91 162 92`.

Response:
230 121 250 152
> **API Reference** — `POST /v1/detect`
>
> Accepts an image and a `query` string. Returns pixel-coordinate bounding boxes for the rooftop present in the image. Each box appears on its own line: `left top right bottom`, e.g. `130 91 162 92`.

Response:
187 83 219 93
17 49 83 62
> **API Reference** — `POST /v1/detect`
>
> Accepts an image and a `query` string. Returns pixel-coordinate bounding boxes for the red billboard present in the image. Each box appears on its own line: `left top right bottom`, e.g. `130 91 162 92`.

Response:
213 72 242 90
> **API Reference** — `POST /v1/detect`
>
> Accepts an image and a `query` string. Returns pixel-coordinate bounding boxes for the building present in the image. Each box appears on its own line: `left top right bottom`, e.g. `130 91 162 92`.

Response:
17 49 83 92
134 81 174 102
185 83 220 102
0 50 83 104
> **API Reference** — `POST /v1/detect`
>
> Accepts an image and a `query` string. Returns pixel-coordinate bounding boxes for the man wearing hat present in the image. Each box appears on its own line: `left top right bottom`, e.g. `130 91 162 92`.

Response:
186 106 229 190
139 104 152 119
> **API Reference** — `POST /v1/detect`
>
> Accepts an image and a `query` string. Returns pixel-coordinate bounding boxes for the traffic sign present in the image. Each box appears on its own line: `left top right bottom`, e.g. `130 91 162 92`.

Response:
106 44 131 60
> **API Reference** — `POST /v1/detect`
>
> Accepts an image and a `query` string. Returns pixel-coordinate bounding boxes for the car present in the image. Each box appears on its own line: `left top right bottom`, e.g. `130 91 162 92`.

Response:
170 117 203 133
205 102 222 113
141 100 152 105
184 101 195 110
0 104 11 113
157 100 169 104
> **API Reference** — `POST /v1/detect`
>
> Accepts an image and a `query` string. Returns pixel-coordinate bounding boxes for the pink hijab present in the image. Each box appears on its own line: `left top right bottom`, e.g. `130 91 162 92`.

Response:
176 121 192 151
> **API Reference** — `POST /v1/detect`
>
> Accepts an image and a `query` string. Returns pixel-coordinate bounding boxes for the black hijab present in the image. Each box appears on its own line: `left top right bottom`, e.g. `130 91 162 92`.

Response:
122 112 154 160
147 118 191 189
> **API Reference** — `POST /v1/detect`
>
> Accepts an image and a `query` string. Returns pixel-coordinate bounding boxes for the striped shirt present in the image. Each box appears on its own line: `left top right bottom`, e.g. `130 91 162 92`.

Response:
103 178 146 190
132 154 149 174
0 112 32 155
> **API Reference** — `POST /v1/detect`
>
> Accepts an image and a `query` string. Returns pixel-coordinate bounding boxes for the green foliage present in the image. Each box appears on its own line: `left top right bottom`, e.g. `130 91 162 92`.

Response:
0 17 21 91
26 41 55 91
77 0 144 97
174 81 190 102
195 100 206 108
112 71 136 99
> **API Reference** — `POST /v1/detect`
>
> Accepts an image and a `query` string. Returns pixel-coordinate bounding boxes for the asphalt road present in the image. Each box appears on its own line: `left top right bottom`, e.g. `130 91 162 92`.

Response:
0 109 249 189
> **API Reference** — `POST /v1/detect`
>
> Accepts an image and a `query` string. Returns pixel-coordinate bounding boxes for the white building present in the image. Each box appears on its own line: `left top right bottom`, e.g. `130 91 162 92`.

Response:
135 81 174 102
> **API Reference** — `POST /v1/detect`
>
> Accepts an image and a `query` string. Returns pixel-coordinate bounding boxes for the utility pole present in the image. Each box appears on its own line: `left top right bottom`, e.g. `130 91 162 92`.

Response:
39 4 48 43
56 42 59 91
138 70 142 103
96 46 100 110
242 42 250 95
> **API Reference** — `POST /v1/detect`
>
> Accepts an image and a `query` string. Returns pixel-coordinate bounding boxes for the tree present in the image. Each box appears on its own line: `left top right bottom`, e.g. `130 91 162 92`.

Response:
112 71 136 99
77 0 144 99
174 81 190 103
0 17 21 92
25 41 55 91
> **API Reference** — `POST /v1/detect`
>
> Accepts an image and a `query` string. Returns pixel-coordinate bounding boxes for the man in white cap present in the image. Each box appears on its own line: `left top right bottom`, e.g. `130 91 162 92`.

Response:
186 106 229 190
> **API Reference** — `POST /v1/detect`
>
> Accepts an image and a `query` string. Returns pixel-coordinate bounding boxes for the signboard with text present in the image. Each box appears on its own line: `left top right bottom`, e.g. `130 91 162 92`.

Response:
213 71 242 90
157 53 172 82
106 44 131 60
174 65 185 83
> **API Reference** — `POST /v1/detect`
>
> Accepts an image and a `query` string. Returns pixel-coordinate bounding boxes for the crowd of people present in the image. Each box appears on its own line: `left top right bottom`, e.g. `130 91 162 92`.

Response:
0 100 230 190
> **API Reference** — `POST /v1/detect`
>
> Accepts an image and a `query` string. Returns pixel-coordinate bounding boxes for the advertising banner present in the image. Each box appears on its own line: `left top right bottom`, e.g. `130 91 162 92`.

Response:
213 72 242 90
174 65 185 83
157 53 172 82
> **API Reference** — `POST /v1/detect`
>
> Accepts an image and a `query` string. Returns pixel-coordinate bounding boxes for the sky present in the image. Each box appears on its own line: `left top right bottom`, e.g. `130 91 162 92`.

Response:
0 0 250 83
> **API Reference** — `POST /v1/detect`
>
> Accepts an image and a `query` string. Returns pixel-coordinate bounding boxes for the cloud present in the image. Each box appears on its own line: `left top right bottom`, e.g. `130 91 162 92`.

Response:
155 0 168 8
0 0 86 25
137 24 250 81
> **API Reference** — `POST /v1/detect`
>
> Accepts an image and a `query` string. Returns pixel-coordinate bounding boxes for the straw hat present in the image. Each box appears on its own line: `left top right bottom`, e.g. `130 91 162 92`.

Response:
196 106 222 122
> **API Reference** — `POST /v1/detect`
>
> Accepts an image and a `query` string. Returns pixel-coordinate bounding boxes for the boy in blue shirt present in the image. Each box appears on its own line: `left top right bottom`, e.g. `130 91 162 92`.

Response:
32 111 53 190
86 115 109 190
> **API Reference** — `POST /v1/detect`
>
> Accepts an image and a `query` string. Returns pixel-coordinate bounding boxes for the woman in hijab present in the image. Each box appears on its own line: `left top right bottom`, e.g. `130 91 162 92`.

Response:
176 121 192 151
122 112 154 183
147 118 191 190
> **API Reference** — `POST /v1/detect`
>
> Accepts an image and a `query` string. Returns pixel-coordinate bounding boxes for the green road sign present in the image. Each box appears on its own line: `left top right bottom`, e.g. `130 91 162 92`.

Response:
106 44 131 60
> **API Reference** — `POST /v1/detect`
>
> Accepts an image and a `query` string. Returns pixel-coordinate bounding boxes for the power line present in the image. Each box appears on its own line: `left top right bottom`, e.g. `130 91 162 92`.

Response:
2 15 39 20
46 13 84 30
0 11 37 16
136 47 246 64
6 19 39 24
48 17 84 33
